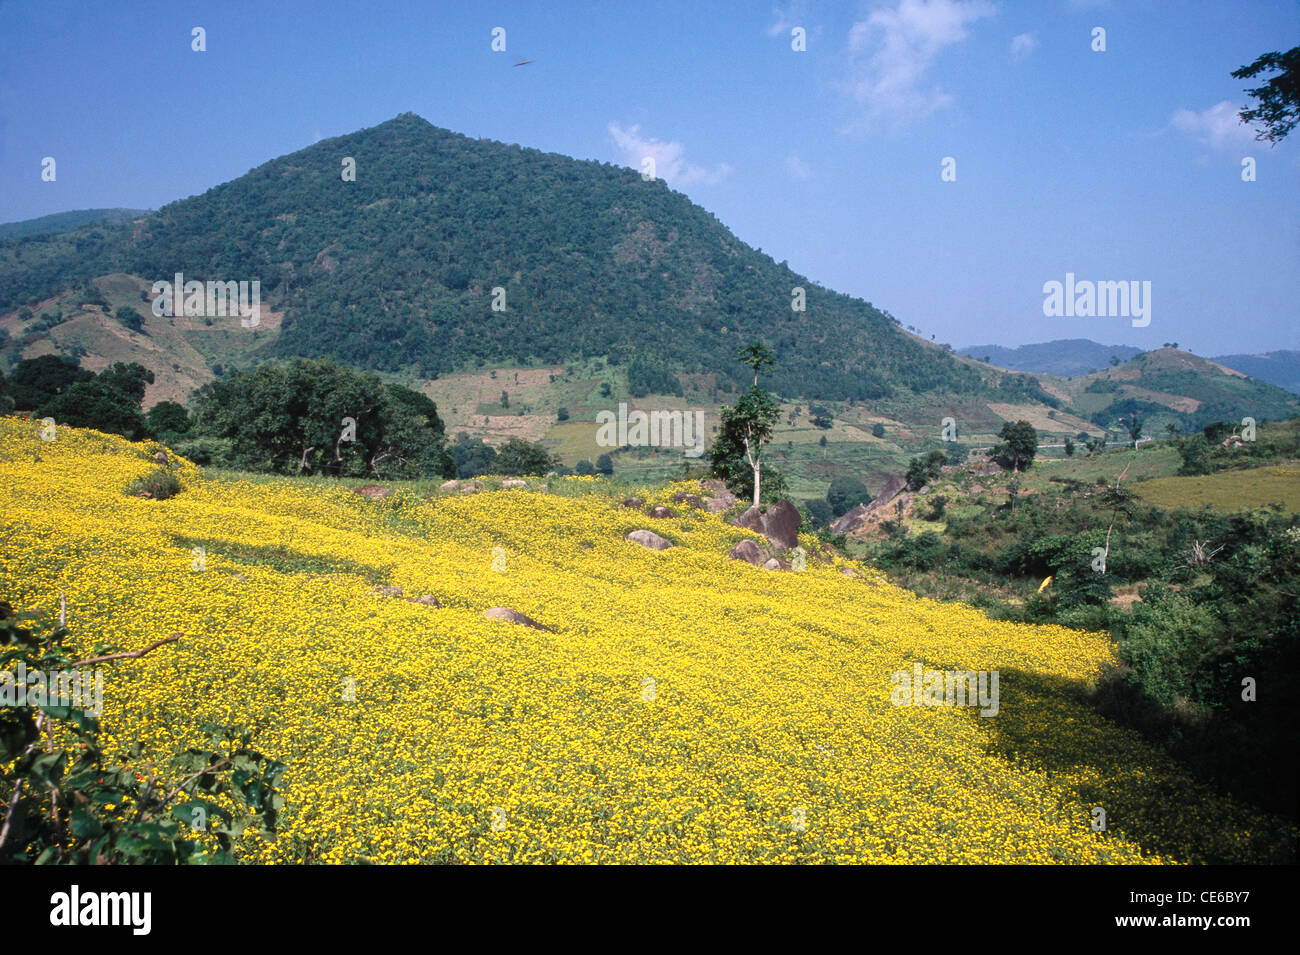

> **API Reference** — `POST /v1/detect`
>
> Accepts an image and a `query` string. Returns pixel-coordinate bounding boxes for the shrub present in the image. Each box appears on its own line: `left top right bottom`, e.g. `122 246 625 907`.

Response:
0 606 285 864
827 475 871 516
126 467 182 500
804 498 834 527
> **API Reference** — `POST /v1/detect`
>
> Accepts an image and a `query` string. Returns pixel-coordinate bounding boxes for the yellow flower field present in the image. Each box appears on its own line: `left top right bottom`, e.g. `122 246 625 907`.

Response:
1 417 1293 863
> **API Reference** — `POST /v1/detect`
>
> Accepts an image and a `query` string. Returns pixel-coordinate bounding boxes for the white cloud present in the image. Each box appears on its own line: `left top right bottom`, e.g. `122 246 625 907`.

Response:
785 153 813 180
1170 101 1255 150
1010 32 1036 60
607 122 732 186
843 0 996 133
767 5 799 38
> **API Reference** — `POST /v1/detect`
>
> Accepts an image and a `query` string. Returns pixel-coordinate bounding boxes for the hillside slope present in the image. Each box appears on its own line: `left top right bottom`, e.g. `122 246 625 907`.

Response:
0 114 983 403
1043 347 1299 434
0 417 1293 863
0 208 149 241
1211 350 1300 395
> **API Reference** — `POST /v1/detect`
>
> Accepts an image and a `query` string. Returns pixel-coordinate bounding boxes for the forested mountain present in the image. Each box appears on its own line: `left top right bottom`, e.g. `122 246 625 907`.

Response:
0 114 990 401
958 339 1144 377
0 208 149 240
1210 351 1300 395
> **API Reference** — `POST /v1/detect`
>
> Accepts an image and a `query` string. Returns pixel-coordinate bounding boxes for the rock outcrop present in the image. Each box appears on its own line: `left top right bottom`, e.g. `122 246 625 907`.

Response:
482 607 549 630
626 529 673 551
727 540 766 566
730 500 802 551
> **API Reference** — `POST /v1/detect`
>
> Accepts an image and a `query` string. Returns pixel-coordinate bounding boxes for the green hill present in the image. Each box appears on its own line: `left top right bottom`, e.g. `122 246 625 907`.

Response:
0 114 987 403
1043 347 1299 436
0 207 149 240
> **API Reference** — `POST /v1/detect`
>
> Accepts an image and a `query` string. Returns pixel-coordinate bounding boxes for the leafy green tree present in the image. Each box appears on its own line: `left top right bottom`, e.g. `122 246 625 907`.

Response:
992 421 1037 472
576 459 596 476
493 437 557 476
803 498 834 527
737 342 775 387
1123 413 1144 450
905 451 947 490
39 375 150 440
595 453 614 475
192 358 452 478
7 355 93 410
809 405 833 429
1063 436 1075 456
827 475 871 516
710 345 782 507
1234 45 1300 143
97 362 154 406
450 433 497 478
871 423 886 438
147 400 191 437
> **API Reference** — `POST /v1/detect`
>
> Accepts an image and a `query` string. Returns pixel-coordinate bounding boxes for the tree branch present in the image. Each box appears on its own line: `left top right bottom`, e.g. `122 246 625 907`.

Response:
72 633 181 668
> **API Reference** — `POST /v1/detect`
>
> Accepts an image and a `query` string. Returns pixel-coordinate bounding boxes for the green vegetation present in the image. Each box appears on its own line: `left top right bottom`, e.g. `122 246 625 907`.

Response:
192 357 454 479
852 420 1300 816
991 420 1038 472
0 114 993 402
0 604 284 864
125 466 182 500
827 474 871 516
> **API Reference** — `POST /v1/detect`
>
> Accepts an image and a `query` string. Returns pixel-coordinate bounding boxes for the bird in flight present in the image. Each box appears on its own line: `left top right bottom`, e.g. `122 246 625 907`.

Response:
513 58 533 67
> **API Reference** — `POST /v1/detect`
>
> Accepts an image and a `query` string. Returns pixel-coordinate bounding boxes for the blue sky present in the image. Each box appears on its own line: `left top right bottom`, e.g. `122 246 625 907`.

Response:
1 0 1296 355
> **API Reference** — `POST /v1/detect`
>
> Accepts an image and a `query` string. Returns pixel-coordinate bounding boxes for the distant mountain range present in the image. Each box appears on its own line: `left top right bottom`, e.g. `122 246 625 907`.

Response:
961 339 1300 396
959 340 1144 377
1208 351 1300 396
0 208 149 241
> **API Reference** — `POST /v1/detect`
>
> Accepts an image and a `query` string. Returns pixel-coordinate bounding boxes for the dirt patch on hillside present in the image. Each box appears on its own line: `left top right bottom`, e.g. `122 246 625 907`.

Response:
1122 385 1200 413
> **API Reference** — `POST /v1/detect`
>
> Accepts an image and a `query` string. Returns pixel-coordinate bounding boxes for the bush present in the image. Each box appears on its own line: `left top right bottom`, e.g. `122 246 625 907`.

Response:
827 475 871 516
871 423 886 438
803 498 834 527
126 467 182 500
115 305 144 332
494 437 558 476
905 451 946 490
